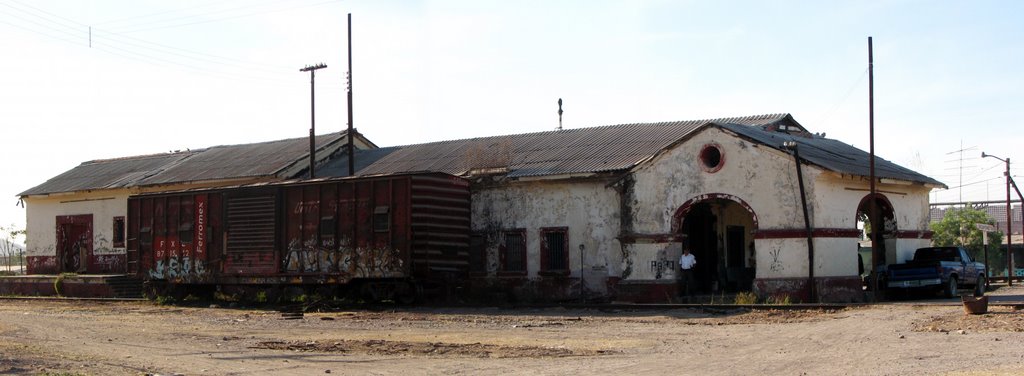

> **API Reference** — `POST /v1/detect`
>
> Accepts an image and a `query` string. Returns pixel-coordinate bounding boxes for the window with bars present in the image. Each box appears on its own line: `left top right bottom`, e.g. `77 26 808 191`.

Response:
541 227 569 272
500 230 526 273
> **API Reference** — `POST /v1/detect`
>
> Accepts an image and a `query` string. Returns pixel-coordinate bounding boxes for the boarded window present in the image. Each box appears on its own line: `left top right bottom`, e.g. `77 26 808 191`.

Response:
501 230 526 272
541 227 569 271
112 216 126 247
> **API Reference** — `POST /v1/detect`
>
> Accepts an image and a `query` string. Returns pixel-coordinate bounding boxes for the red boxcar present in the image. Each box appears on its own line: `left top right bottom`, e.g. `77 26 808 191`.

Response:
126 172 471 301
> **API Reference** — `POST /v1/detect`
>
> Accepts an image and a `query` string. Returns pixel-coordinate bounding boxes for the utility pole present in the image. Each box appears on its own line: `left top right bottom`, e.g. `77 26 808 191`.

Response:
982 151 1013 285
300 63 327 179
867 36 882 298
346 13 355 176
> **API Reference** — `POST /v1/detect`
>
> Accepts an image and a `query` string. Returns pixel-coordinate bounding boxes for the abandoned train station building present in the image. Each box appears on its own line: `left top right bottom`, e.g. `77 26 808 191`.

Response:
17 113 944 302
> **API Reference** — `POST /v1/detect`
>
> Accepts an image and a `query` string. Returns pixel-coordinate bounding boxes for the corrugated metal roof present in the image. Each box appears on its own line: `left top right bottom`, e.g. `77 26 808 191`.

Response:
335 113 942 188
315 147 400 178
19 153 192 196
353 114 792 178
21 133 345 196
143 134 343 185
717 123 946 187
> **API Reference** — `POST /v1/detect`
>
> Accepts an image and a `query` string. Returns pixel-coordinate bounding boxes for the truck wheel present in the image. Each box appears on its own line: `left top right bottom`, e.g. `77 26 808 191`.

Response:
974 276 986 297
943 278 958 299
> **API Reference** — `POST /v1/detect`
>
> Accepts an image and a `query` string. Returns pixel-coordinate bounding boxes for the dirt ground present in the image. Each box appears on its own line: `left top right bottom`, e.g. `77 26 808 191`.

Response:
1 289 1023 376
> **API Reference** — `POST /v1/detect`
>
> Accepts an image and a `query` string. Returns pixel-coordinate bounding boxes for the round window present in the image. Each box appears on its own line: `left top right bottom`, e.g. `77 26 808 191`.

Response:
699 144 724 172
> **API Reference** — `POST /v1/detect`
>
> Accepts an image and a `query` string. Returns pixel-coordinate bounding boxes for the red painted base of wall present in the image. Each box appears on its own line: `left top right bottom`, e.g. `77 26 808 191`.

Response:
753 276 863 303
0 275 119 298
26 255 126 275
26 256 58 275
468 276 581 303
612 281 678 303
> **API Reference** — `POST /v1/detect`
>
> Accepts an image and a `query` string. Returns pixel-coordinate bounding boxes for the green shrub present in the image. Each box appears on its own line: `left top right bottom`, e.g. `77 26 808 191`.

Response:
155 295 176 305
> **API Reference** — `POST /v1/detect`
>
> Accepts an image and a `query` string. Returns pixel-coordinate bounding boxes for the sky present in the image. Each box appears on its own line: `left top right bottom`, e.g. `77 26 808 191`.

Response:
2 0 1023 242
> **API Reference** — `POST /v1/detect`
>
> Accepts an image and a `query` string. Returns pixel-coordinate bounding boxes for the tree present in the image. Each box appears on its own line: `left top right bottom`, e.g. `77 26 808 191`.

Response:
930 207 1004 271
0 224 26 274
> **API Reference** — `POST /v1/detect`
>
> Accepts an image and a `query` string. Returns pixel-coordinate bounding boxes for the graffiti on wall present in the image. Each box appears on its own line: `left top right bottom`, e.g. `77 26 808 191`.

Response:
282 236 404 278
149 256 207 280
283 238 338 273
26 255 57 274
769 247 784 272
650 260 677 280
149 238 209 280
92 233 126 255
620 247 634 279
93 255 125 272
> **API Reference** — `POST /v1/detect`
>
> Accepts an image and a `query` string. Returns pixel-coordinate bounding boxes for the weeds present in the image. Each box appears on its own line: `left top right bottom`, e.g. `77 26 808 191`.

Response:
734 292 758 305
154 295 176 305
53 273 77 297
765 294 792 305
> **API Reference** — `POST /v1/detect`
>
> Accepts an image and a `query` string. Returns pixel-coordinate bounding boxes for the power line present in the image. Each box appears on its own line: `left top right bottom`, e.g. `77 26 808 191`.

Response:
91 0 244 26
0 2 347 89
7 0 297 72
106 0 341 34
815 67 869 127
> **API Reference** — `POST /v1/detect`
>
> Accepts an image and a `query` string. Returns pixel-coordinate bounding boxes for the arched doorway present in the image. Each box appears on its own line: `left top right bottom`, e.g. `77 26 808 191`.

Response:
856 193 896 277
673 195 758 294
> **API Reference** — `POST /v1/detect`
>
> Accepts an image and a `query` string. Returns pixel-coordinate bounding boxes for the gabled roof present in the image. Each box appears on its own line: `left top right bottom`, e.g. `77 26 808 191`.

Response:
320 113 943 188
20 133 351 197
338 114 793 178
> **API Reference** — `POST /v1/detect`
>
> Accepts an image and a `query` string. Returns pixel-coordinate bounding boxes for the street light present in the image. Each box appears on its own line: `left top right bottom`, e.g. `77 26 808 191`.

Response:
981 152 1013 285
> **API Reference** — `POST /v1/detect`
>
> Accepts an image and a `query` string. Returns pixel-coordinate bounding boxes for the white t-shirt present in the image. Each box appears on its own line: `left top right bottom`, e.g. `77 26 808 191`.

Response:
679 252 696 270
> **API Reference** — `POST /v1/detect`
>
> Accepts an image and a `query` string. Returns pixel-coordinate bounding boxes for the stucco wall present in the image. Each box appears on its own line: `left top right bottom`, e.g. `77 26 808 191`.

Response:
628 128 806 234
471 179 621 298
24 190 132 274
25 190 131 259
814 173 935 265
624 126 938 294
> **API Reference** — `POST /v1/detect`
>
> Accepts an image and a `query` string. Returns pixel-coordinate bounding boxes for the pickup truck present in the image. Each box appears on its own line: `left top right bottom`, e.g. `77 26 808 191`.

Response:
886 246 986 298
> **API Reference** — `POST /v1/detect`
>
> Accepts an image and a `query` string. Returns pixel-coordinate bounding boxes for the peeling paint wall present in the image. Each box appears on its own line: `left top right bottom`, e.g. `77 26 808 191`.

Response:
814 173 934 264
471 179 621 299
626 128 803 283
622 126 936 299
24 190 131 273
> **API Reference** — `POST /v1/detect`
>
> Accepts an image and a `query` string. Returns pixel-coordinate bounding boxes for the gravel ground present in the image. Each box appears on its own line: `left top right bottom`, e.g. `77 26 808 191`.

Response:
1 287 1022 375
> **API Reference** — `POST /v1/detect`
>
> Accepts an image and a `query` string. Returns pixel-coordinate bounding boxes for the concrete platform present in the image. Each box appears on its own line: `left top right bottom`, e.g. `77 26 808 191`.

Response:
0 274 143 298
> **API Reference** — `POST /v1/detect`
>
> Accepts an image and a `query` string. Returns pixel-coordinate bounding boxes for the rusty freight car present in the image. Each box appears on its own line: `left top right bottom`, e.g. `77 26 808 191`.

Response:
126 172 471 302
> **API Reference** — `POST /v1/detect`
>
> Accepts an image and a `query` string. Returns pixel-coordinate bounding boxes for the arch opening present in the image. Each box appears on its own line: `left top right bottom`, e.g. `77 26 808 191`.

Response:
675 195 758 294
856 193 897 280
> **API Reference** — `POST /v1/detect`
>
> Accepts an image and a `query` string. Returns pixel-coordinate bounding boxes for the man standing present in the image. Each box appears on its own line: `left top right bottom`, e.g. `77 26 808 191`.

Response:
679 242 696 301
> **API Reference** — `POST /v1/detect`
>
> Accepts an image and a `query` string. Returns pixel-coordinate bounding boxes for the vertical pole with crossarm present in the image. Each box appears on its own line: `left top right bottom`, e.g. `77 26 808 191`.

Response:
301 63 327 179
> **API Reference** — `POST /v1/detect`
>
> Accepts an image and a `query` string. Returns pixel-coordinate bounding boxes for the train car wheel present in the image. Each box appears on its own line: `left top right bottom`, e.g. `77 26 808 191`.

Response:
395 281 418 305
